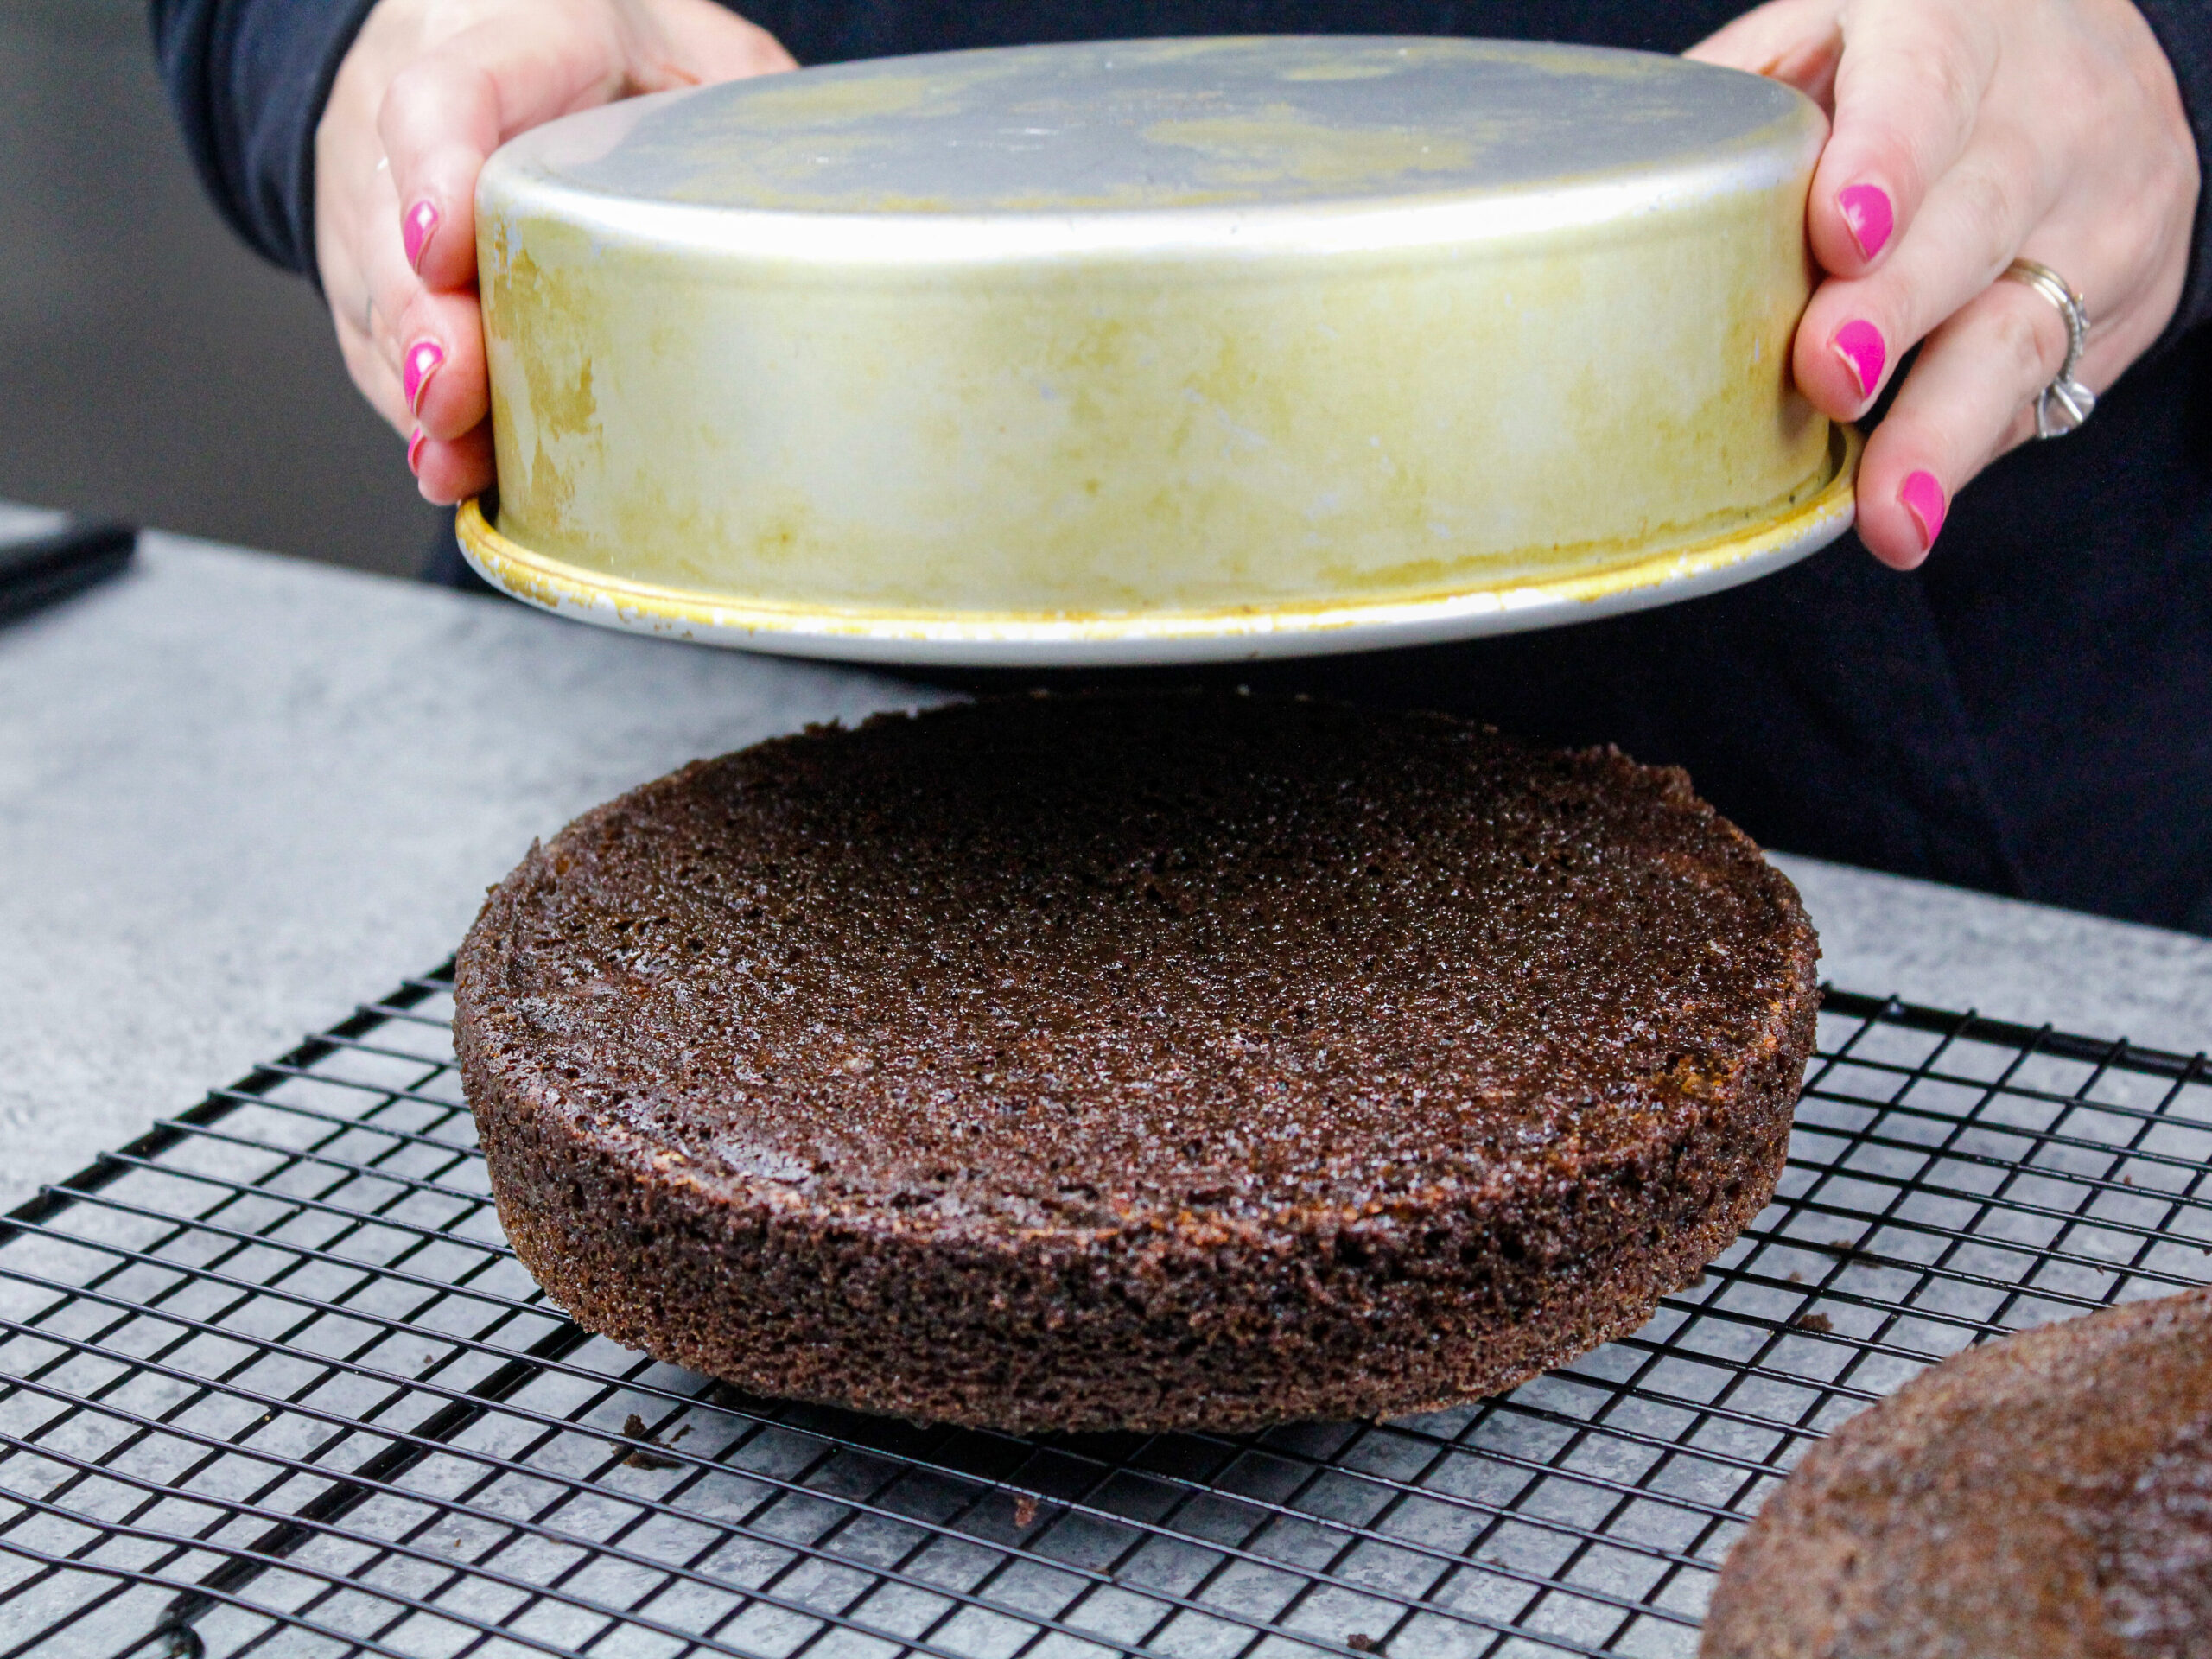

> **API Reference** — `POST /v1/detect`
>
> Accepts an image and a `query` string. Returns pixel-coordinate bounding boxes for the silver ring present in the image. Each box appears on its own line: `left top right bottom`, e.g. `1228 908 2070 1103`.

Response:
2001 257 2094 438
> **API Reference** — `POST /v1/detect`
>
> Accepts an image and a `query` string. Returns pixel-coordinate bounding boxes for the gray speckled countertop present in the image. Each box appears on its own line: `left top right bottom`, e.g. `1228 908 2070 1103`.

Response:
3 506 2207 1215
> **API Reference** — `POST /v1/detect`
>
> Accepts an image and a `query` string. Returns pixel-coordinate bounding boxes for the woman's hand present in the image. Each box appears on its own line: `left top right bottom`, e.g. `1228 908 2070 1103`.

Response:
315 0 794 505
1688 0 2198 569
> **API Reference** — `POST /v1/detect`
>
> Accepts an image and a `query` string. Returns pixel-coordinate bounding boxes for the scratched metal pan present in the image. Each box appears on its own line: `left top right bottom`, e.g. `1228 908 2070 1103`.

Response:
461 35 1856 666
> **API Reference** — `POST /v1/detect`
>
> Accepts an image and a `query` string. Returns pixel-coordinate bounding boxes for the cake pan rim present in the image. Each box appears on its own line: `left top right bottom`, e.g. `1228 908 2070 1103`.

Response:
480 106 1825 270
454 424 1859 665
479 166 1816 268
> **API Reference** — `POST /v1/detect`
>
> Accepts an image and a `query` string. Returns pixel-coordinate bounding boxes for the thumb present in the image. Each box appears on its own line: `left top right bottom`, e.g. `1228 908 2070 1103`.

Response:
1686 0 1846 111
624 0 798 91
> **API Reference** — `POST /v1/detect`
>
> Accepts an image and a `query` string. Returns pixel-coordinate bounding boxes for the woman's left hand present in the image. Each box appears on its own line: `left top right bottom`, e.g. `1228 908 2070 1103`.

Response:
1688 0 2198 568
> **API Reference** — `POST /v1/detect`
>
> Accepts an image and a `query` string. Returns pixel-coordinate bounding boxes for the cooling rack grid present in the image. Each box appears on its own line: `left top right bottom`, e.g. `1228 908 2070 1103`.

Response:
0 969 2203 1658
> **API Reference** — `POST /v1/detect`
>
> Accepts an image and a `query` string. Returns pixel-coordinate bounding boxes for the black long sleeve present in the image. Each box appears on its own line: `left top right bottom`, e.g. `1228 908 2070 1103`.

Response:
151 0 380 280
2134 0 2212 350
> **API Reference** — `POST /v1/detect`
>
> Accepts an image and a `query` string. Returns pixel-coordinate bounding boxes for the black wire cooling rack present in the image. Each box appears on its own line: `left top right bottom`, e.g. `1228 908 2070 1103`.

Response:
0 969 2205 1659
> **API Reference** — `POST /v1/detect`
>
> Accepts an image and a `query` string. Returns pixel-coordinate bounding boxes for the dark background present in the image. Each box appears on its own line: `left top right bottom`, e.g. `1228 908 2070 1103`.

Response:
2 0 438 577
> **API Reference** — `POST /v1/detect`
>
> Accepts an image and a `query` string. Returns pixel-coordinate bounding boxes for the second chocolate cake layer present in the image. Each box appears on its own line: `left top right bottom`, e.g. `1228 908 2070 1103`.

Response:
456 693 1821 1430
1701 1287 2212 1659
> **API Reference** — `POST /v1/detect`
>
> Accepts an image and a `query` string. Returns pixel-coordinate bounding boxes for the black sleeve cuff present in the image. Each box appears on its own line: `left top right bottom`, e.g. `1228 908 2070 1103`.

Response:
151 0 382 283
2128 0 2212 352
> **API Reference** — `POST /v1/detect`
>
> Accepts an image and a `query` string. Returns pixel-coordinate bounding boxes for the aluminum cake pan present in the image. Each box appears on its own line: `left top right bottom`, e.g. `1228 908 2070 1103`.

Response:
467 36 1847 664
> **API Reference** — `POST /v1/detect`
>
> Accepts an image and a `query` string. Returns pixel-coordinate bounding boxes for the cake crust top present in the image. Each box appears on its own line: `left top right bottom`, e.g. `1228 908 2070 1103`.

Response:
459 693 1817 1236
1702 1287 2212 1659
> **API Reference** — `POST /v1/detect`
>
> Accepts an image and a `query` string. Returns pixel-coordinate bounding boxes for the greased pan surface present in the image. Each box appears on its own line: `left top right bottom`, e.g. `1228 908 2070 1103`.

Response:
467 37 1850 664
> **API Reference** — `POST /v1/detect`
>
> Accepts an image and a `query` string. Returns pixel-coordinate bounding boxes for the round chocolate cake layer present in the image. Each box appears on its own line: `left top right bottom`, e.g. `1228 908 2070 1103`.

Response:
455 692 1820 1431
1702 1286 2212 1659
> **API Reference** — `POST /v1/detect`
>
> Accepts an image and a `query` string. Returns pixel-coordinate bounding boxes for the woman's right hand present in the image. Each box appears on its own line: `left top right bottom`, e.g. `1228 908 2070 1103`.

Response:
315 0 795 504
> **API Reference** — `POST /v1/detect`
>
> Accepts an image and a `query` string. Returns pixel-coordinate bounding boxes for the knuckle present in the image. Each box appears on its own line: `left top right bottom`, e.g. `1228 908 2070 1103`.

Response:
382 50 487 143
382 54 436 110
1916 46 1980 129
1893 24 1986 131
1944 165 2018 281
415 0 490 40
2148 124 2201 213
393 296 435 349
1850 125 1923 202
377 67 435 152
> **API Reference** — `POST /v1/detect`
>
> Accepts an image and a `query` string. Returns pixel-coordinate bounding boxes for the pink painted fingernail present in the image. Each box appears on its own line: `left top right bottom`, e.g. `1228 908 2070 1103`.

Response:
1899 470 1948 553
403 339 444 416
407 427 428 476
402 199 440 271
1831 319 1887 401
1837 184 1894 261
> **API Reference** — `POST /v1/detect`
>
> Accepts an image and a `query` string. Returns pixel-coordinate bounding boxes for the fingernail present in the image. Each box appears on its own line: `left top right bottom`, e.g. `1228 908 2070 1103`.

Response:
1837 183 1894 261
403 199 440 272
1831 320 1887 401
407 427 428 476
403 338 444 416
1899 470 1947 553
